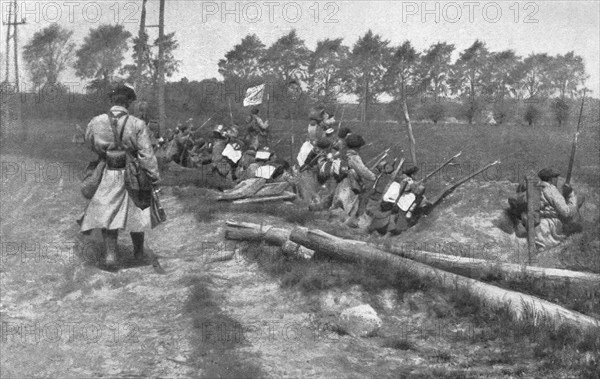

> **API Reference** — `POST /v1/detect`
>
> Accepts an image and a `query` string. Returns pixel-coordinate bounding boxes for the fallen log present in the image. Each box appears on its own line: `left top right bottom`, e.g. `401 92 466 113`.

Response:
289 228 599 330
232 192 296 204
224 221 599 330
379 243 600 287
225 221 313 259
226 222 600 287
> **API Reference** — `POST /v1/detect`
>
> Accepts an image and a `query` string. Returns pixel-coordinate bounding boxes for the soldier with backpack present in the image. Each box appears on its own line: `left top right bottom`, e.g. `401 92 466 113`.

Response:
78 84 161 271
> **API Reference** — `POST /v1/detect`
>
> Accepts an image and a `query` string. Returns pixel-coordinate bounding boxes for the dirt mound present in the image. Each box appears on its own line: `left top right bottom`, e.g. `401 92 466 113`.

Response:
397 179 598 266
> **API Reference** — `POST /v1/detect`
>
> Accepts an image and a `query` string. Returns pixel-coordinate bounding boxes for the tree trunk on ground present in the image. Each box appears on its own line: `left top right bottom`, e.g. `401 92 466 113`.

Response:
225 221 313 259
225 221 600 331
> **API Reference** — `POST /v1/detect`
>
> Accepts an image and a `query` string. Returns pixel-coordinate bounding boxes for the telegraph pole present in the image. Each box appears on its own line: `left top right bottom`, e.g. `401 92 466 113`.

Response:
3 0 26 140
4 1 11 81
157 0 166 135
135 0 148 93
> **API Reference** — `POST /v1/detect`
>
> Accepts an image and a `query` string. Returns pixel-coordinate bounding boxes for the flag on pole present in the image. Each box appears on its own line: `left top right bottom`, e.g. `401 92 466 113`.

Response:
243 84 265 107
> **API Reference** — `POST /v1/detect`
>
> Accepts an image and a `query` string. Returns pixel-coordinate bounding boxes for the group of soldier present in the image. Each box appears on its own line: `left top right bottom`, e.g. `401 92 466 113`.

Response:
78 83 584 273
155 104 432 237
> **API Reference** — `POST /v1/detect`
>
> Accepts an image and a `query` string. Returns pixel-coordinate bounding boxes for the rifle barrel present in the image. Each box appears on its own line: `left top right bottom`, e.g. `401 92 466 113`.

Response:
565 92 586 185
431 160 500 206
421 151 462 184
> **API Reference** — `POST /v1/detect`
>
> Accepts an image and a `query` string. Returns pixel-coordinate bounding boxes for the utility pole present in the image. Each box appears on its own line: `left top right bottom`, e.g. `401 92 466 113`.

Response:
3 0 26 140
135 0 148 93
4 0 11 81
157 0 166 135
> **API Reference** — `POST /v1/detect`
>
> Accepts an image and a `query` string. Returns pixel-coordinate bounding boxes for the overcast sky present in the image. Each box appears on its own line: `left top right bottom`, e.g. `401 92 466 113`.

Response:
2 0 599 96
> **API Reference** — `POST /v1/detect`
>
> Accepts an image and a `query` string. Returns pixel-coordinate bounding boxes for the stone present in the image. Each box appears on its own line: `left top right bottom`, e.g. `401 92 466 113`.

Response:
339 304 382 337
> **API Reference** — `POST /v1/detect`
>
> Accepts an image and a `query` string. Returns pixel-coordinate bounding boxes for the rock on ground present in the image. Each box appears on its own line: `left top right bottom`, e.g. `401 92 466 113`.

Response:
339 304 382 337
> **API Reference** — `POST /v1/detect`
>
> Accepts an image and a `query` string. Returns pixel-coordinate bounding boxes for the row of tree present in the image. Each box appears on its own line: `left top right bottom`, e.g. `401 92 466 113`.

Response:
19 23 587 128
218 30 588 124
21 23 179 98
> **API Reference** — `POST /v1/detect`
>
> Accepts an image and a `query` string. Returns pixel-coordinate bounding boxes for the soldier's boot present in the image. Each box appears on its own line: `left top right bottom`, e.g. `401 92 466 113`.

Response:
131 232 145 260
102 229 119 269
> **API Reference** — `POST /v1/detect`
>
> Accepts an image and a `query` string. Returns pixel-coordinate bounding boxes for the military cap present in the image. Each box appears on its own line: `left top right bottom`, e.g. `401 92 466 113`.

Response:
346 134 366 149
315 138 332 149
109 83 136 102
403 166 419 177
338 127 352 139
538 168 560 181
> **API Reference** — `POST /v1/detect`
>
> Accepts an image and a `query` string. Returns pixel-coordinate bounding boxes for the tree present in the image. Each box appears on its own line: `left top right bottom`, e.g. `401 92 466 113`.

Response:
487 50 523 124
262 30 311 82
218 34 265 82
488 50 523 100
22 24 75 86
350 30 390 122
386 40 420 164
451 40 490 124
307 38 350 104
518 53 553 100
421 42 455 102
74 24 132 88
121 31 180 94
549 51 586 99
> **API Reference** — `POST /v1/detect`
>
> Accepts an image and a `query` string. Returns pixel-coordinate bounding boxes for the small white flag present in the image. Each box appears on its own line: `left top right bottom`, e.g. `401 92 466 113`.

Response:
243 84 265 107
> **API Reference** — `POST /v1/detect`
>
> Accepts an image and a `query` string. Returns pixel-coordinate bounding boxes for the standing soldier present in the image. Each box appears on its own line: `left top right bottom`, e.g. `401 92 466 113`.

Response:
78 84 161 270
245 108 269 150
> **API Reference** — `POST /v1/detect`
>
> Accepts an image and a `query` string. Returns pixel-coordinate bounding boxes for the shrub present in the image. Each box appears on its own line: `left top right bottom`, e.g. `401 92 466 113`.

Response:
424 102 446 124
493 101 516 125
460 98 485 124
551 98 570 127
524 104 542 126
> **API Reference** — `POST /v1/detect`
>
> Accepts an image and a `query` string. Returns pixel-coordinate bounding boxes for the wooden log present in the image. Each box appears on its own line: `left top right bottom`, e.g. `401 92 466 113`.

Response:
225 221 313 259
232 192 296 204
219 178 266 201
226 222 600 286
379 243 600 286
288 228 600 330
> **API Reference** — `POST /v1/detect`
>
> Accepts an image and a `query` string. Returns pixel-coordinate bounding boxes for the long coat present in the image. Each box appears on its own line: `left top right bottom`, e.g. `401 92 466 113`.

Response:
79 106 160 233
535 181 579 249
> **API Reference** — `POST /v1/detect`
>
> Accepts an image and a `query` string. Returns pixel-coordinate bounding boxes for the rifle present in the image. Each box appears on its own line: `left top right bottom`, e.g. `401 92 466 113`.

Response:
429 160 500 207
564 90 586 187
390 157 406 180
196 113 217 130
337 107 346 132
369 149 390 171
419 151 462 184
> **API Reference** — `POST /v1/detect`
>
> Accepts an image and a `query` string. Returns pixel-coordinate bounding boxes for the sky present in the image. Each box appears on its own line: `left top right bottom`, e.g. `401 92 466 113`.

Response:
2 0 599 97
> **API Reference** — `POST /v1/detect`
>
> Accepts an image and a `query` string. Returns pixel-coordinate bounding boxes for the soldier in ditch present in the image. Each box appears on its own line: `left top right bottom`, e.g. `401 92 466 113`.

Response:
344 134 377 228
534 168 582 249
78 84 160 270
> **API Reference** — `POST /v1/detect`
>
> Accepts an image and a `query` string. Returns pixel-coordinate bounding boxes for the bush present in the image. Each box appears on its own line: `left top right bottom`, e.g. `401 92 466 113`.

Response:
524 104 542 126
493 101 516 125
460 98 485 124
424 102 446 124
551 98 570 127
